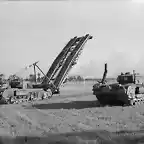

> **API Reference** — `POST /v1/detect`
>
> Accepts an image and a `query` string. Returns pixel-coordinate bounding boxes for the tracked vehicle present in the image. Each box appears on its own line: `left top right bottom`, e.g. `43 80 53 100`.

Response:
92 64 144 106
1 34 92 104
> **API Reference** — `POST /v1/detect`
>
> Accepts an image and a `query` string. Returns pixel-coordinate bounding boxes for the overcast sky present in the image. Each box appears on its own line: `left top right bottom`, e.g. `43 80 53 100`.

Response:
0 0 144 78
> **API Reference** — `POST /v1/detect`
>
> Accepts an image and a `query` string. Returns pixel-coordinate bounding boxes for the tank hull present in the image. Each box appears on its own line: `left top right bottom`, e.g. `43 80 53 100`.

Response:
0 88 53 104
92 83 144 106
93 86 129 105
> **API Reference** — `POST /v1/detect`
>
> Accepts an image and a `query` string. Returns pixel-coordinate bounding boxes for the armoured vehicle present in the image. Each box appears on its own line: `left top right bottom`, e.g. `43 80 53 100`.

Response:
1 34 92 104
9 76 23 89
92 64 144 106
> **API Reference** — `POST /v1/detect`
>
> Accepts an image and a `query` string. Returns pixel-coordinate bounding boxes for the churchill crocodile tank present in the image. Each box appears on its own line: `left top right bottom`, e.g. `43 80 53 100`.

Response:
92 64 144 106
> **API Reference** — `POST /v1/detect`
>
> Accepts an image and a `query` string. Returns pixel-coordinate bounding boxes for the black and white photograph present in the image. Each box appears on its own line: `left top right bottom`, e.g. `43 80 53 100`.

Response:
0 0 144 143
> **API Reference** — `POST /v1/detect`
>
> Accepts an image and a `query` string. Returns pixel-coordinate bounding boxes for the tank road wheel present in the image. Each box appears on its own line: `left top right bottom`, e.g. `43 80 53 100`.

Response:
7 96 15 104
129 100 135 106
46 89 53 99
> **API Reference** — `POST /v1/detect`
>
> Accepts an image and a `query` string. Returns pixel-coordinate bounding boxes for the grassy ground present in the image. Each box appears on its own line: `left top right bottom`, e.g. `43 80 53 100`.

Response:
1 81 144 143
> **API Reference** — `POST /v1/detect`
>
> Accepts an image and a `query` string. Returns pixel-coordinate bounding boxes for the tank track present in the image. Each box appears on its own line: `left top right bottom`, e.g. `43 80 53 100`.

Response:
96 98 144 107
93 84 144 107
1 89 53 105
128 95 144 106
126 85 144 106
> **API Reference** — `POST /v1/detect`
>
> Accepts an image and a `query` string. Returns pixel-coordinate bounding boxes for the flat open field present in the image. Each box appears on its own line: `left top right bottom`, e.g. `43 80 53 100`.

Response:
1 81 144 144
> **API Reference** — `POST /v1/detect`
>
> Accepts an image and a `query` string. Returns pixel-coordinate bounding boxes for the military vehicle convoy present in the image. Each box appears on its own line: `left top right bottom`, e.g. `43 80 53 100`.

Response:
0 34 92 104
92 64 144 106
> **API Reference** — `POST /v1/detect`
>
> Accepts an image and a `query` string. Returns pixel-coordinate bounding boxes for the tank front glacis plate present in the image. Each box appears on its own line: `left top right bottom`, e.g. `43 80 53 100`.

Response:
92 82 132 105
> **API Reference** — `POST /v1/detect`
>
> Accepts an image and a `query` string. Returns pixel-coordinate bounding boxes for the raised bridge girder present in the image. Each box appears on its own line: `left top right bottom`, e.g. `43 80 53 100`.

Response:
53 34 92 88
41 34 92 92
42 36 78 84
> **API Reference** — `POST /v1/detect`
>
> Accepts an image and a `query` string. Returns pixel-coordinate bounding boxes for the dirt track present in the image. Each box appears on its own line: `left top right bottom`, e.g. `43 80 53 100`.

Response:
1 82 144 144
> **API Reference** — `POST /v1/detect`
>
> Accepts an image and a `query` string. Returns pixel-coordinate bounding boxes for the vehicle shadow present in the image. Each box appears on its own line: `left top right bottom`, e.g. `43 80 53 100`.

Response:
27 100 125 110
30 100 99 110
1 129 144 144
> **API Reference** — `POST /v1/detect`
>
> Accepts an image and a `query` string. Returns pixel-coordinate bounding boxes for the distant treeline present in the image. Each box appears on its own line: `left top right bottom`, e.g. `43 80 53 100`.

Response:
66 75 116 82
22 74 116 83
0 73 116 84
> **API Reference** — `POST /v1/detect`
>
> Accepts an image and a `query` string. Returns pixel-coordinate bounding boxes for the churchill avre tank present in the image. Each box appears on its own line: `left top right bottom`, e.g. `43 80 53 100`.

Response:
92 64 144 106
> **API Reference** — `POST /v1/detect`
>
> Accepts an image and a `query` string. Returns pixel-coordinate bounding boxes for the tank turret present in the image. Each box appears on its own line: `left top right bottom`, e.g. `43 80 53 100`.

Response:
117 72 135 85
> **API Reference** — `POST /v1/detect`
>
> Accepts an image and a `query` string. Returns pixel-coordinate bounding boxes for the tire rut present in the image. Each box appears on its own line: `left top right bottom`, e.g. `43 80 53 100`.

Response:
18 107 67 133
15 111 51 135
0 106 50 136
10 105 67 134
0 112 19 136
